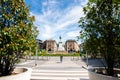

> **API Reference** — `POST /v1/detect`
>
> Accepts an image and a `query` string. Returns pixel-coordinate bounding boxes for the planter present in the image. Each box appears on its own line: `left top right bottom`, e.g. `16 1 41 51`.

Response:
0 67 32 80
88 67 120 80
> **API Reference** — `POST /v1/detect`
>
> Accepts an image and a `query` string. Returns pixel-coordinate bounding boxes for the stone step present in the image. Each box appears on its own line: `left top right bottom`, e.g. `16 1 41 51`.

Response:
31 70 89 80
32 70 88 73
31 76 89 80
32 73 88 77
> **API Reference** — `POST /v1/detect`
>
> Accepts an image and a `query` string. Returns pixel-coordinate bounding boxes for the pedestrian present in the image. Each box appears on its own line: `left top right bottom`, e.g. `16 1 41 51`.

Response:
60 55 63 63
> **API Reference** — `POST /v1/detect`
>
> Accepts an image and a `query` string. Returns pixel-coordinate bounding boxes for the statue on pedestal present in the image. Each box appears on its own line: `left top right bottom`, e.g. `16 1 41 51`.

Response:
57 36 65 51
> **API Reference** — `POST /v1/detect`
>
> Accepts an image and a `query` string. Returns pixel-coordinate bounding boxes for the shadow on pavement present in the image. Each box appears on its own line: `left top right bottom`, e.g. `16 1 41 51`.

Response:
81 58 107 67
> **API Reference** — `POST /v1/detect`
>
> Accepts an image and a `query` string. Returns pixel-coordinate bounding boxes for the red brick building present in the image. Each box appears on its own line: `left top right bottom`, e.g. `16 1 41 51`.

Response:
43 40 57 52
65 40 79 52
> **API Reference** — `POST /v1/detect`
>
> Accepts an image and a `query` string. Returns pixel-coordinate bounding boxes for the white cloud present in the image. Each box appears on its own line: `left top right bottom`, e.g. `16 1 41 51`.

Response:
66 30 80 37
48 0 58 4
30 0 88 42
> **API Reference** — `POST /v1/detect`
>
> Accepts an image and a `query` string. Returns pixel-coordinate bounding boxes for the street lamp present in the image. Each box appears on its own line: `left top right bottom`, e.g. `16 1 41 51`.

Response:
80 44 83 59
86 51 88 66
35 47 38 66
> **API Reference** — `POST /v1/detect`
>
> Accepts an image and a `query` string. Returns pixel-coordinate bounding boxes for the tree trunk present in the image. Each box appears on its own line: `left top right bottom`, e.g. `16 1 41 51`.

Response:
106 57 114 76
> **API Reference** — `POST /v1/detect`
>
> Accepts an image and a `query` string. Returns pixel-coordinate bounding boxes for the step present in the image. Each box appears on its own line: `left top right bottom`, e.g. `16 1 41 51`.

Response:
31 73 88 77
31 76 89 80
32 70 88 73
31 70 89 80
31 74 88 78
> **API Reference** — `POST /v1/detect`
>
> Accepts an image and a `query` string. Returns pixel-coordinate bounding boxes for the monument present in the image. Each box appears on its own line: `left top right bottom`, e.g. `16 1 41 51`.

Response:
57 36 65 51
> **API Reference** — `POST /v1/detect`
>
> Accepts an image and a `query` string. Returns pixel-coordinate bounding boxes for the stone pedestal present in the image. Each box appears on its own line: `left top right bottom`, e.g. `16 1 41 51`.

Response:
58 42 65 51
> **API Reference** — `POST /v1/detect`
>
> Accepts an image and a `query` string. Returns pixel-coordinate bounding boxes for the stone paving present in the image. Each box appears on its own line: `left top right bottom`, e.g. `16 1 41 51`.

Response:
16 56 103 80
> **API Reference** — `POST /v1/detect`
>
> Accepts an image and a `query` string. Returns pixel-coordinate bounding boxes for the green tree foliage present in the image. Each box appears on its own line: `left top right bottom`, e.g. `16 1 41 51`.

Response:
78 0 120 76
0 0 38 76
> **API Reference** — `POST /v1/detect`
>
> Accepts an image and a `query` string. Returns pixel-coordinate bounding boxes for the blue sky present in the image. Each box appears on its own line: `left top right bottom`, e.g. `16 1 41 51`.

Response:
25 0 88 43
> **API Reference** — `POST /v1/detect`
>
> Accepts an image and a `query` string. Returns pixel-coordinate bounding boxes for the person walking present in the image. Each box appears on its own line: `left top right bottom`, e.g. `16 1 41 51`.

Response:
60 56 63 63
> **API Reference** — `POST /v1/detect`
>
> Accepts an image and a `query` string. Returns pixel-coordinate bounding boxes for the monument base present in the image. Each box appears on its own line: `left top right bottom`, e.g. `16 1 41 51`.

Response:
57 41 65 51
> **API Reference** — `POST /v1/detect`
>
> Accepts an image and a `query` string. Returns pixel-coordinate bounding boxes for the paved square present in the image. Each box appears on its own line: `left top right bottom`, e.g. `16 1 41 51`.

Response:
17 57 90 80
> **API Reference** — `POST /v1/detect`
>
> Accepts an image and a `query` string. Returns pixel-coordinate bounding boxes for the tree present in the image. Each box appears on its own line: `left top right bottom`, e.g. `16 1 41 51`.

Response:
78 0 120 76
0 0 38 76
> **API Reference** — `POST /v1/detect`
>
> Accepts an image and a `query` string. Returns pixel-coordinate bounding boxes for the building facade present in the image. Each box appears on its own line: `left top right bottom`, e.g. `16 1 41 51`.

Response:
65 40 79 52
43 40 57 52
36 39 43 50
37 39 79 53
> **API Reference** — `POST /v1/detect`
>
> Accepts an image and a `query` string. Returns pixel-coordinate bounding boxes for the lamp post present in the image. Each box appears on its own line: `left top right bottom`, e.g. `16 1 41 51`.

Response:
86 51 88 66
35 47 38 66
80 44 83 60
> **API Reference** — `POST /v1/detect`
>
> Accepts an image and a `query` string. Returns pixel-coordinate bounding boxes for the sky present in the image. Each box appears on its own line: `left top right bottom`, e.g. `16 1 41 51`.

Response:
25 0 88 43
